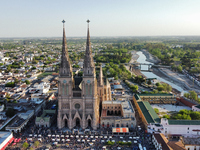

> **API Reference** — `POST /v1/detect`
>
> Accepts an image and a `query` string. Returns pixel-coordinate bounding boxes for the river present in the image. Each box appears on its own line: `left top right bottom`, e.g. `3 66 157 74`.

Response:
136 51 186 93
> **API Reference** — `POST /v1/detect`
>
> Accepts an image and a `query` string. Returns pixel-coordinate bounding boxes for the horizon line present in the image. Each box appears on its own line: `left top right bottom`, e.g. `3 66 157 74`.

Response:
1 35 200 39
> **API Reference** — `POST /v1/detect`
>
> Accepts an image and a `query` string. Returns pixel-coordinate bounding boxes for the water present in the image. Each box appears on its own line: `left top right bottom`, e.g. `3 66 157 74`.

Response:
136 51 186 93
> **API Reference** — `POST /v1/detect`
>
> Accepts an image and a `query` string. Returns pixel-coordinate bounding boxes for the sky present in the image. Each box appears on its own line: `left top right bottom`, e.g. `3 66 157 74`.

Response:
1 0 200 37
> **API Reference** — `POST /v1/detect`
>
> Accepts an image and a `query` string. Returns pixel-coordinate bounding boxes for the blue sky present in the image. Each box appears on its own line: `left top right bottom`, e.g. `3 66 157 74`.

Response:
1 0 200 37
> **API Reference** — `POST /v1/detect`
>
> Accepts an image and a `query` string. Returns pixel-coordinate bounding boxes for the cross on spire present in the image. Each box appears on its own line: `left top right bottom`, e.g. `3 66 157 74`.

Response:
87 19 90 28
86 19 90 23
62 20 65 28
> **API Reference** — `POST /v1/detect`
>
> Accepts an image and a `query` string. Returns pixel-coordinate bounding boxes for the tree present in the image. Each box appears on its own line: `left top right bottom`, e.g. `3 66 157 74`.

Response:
5 82 15 87
147 79 151 85
6 108 15 117
25 80 30 85
189 91 198 101
163 115 170 119
34 141 40 148
157 85 164 91
154 108 159 114
22 142 29 150
155 82 161 86
177 65 182 72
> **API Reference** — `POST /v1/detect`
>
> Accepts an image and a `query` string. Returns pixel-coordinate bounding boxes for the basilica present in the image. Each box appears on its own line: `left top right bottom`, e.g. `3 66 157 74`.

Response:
57 20 112 130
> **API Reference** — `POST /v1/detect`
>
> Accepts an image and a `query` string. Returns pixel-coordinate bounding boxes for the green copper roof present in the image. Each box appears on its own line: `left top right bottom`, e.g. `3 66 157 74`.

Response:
134 94 141 101
168 120 200 125
195 105 200 109
139 93 174 97
138 101 160 124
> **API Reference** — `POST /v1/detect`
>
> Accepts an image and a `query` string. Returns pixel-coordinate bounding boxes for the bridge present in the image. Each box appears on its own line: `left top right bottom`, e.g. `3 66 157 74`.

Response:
122 63 171 71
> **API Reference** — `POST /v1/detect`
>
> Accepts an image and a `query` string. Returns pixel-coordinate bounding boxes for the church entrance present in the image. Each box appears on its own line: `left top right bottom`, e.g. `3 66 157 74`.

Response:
76 118 80 127
88 119 91 127
65 119 68 128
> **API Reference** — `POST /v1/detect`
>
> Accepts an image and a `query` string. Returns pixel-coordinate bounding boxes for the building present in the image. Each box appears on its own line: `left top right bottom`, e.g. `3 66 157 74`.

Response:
100 100 136 128
133 94 160 129
192 105 200 112
134 94 200 138
152 133 186 150
0 132 14 150
5 110 34 133
182 137 200 150
35 110 56 127
159 118 200 138
57 20 111 130
138 93 176 104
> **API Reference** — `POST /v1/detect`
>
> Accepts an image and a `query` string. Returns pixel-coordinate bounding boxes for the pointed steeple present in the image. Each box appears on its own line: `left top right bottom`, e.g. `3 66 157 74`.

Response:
59 20 72 77
99 65 103 86
83 20 95 77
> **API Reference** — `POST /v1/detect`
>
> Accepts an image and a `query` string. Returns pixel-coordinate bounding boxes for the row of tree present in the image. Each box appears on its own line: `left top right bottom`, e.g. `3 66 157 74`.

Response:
184 91 200 103
163 109 200 120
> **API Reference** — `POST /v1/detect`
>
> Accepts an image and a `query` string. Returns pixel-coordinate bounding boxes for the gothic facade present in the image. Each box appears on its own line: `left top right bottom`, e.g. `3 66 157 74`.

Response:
57 21 111 130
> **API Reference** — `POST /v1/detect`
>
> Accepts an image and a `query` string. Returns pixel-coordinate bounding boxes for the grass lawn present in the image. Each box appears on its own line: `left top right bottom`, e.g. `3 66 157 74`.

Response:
37 72 56 78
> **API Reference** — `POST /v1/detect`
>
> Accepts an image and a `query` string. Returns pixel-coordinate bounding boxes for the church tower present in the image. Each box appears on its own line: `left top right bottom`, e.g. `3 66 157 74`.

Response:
57 20 74 129
82 20 99 130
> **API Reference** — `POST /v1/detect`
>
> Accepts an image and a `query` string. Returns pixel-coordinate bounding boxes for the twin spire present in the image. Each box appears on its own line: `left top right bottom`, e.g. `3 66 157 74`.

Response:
59 20 72 77
60 20 95 77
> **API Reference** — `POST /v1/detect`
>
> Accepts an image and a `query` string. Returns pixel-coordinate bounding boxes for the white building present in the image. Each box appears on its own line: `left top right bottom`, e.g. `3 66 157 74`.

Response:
0 132 14 150
148 118 200 138
29 82 50 94
192 105 200 112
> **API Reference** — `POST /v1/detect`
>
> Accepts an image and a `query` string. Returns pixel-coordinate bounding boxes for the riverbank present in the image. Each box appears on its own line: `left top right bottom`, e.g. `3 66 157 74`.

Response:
129 51 139 63
141 49 161 64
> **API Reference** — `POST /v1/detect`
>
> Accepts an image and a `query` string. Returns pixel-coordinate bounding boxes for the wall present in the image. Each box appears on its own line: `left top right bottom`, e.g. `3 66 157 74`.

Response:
177 97 196 108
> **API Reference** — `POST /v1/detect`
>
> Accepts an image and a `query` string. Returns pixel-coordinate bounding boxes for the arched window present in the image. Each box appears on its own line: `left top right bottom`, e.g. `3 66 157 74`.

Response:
66 84 68 95
86 84 88 95
89 84 92 95
62 84 65 96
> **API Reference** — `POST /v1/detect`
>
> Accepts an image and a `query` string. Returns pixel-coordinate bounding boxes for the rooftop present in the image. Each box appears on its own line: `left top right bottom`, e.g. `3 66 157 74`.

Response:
194 104 200 109
183 137 200 145
0 132 12 144
168 120 200 125
139 93 174 97
102 100 134 113
154 133 173 150
138 101 160 124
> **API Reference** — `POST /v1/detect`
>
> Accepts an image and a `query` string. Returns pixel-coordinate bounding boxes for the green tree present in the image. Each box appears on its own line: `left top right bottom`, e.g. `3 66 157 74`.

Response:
163 115 170 119
154 108 159 114
6 108 15 117
5 82 15 87
147 80 151 85
34 141 40 148
189 91 198 101
25 80 30 85
22 142 29 150
177 65 182 72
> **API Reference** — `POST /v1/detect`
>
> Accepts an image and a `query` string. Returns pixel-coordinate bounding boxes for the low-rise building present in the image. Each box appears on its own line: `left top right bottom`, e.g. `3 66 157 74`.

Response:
138 93 176 104
152 133 186 150
6 110 34 132
183 137 200 150
35 110 56 127
0 132 14 150
100 100 136 128
192 105 200 112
